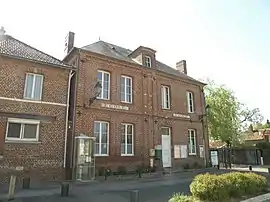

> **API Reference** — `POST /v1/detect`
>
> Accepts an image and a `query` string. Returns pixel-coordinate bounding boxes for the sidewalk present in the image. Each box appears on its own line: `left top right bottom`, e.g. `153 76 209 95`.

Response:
229 165 269 174
0 168 217 201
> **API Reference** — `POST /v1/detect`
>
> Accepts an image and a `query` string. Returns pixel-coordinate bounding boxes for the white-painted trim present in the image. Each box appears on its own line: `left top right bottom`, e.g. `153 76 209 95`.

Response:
94 121 109 156
145 56 152 68
63 70 75 168
187 91 194 113
97 70 110 100
120 123 134 156
188 129 197 155
0 96 66 107
120 75 133 104
161 85 171 109
5 118 40 142
24 73 44 101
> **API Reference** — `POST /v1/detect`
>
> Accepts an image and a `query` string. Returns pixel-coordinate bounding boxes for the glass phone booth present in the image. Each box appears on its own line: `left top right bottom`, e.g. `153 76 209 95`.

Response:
75 134 96 181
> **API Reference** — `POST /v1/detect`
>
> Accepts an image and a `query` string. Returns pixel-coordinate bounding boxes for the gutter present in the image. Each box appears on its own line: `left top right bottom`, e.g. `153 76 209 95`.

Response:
0 54 73 70
63 70 75 168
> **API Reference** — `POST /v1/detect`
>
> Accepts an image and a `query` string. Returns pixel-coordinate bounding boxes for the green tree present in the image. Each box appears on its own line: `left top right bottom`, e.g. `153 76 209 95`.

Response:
205 81 263 146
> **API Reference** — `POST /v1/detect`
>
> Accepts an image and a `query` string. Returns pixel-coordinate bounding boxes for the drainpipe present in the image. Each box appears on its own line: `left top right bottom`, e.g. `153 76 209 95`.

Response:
200 86 208 167
64 70 75 168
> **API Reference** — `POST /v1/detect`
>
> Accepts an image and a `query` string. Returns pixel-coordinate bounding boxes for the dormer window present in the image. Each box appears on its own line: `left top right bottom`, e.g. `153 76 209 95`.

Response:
145 56 152 68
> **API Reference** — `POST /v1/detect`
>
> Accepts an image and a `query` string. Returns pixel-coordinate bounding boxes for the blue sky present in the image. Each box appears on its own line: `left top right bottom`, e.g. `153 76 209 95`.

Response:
1 0 269 119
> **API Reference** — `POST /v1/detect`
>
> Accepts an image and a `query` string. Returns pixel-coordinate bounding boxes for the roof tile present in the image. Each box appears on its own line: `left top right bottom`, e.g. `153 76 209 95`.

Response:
81 41 202 83
0 35 71 68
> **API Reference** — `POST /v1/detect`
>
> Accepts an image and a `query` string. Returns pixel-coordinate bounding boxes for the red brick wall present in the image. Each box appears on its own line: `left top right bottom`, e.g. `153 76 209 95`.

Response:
69 50 207 172
0 56 69 182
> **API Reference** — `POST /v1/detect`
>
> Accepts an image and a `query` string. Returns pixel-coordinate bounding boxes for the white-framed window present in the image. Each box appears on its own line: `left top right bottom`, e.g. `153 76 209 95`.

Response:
145 56 152 68
5 118 40 142
97 70 110 100
161 85 170 109
120 123 134 156
187 91 194 113
188 129 196 155
161 127 171 136
94 121 109 156
24 73 44 100
120 75 132 103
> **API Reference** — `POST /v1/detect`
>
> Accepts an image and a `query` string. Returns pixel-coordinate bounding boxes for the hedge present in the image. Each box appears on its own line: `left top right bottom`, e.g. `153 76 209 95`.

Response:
189 172 267 201
169 172 267 202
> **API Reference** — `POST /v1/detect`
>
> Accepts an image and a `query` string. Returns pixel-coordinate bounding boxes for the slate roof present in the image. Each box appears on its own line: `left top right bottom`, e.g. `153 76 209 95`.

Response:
81 40 201 83
0 34 71 68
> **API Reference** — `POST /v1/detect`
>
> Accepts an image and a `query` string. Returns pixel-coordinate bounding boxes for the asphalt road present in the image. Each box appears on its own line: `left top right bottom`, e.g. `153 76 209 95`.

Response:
0 169 231 202
6 179 191 202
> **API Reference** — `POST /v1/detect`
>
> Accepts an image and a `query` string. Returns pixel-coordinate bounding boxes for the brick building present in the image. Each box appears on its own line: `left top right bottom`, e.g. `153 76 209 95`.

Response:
0 27 74 182
64 33 209 179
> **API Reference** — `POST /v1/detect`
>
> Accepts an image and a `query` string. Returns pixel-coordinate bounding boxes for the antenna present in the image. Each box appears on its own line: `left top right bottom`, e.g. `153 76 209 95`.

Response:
99 36 101 41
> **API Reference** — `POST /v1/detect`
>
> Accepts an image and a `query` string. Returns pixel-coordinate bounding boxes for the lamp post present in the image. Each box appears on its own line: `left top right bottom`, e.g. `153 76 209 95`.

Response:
89 82 102 106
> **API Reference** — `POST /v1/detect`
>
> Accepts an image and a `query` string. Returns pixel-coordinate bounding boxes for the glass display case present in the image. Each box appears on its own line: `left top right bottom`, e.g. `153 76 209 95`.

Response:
75 134 95 181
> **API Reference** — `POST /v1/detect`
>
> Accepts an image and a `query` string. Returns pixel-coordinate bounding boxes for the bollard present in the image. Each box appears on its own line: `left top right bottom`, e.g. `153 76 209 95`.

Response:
60 182 70 197
268 167 270 174
22 177 30 189
138 170 142 178
8 175 16 200
248 165 252 171
104 169 110 180
130 190 139 202
217 164 220 170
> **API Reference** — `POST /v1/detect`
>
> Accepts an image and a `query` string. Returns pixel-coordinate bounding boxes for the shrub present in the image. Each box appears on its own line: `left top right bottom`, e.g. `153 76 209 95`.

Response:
190 173 230 201
168 193 194 202
190 172 267 201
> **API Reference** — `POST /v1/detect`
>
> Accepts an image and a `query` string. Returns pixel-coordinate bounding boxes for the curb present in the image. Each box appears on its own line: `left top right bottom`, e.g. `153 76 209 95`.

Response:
241 193 270 202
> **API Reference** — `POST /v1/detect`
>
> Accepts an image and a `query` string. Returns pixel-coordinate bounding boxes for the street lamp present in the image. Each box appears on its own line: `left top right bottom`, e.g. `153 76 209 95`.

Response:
89 82 102 105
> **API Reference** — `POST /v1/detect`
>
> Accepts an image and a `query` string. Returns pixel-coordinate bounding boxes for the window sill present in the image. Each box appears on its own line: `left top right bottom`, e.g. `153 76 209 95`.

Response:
5 140 41 144
120 101 133 105
96 98 110 101
94 154 109 157
188 153 197 156
121 154 134 157
161 108 171 110
23 97 42 101
187 112 195 114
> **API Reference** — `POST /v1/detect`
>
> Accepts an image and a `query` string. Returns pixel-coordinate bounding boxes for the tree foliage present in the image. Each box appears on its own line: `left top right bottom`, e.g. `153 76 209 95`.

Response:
204 81 263 145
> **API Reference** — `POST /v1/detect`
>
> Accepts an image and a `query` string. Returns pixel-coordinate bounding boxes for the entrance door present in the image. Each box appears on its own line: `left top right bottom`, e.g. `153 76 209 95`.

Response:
75 134 95 181
161 127 172 168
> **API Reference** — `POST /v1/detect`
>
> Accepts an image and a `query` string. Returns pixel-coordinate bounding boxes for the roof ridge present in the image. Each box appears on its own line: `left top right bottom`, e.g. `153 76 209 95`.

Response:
6 35 69 67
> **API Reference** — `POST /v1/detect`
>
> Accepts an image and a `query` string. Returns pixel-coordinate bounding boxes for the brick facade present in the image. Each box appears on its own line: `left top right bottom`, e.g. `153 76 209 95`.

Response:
66 47 209 174
0 55 70 182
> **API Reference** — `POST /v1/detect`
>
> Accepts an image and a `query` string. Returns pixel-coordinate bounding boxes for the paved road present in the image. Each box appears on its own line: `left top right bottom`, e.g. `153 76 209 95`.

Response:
3 178 192 202
0 169 230 202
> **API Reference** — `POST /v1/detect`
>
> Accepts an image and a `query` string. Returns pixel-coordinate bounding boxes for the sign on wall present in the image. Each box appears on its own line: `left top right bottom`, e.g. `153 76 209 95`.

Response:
180 145 188 158
172 113 190 119
101 103 129 110
199 145 204 158
210 151 219 166
174 145 181 159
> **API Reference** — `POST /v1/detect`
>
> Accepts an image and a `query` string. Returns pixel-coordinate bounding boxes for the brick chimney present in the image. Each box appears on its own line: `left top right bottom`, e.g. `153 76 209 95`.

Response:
64 31 75 55
0 26 6 36
176 60 187 75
